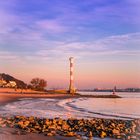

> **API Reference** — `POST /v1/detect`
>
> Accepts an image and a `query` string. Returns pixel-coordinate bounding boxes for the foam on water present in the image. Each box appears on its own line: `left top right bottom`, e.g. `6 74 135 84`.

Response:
0 98 92 119
5 98 68 118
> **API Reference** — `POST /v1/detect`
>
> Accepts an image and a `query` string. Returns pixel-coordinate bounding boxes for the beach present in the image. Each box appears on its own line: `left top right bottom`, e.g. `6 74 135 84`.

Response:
0 127 76 140
0 89 140 140
0 90 78 140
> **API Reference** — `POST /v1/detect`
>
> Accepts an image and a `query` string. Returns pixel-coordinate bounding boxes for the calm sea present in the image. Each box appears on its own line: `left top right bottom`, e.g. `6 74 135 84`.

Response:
0 92 140 120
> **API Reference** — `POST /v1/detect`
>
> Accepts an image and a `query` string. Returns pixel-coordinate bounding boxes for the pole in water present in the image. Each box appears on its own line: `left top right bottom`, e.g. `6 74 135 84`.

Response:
113 86 116 95
69 57 75 95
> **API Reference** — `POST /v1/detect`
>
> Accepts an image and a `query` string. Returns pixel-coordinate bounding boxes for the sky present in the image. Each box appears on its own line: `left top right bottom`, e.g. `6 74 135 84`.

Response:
0 0 140 89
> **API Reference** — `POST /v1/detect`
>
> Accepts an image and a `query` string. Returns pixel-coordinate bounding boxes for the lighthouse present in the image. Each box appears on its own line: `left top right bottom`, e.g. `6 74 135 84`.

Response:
69 57 75 94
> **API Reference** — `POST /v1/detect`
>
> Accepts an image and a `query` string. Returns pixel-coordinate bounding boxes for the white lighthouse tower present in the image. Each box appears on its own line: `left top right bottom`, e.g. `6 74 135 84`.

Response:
69 57 75 94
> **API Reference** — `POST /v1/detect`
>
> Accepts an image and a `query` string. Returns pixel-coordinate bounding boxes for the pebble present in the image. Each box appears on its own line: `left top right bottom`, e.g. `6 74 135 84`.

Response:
65 131 76 137
100 131 106 138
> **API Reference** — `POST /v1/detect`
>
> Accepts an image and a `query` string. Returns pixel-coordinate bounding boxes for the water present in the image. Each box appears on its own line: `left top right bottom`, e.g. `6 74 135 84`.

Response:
0 92 140 120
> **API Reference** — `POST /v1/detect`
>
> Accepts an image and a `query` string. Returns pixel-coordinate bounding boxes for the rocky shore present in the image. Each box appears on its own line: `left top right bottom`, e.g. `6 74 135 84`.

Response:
0 116 140 140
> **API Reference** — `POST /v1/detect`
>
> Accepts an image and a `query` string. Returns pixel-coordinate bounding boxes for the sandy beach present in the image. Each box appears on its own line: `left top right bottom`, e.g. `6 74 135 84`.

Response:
0 88 139 140
0 88 75 104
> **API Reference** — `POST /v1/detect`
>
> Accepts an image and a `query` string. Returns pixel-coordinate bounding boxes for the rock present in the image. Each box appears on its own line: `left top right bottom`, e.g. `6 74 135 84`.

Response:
48 125 56 130
43 125 46 129
78 120 84 126
29 116 34 121
131 122 137 132
53 119 57 124
56 125 61 130
24 121 30 127
83 128 87 132
50 130 56 135
125 129 129 133
112 129 120 135
74 125 79 130
34 125 40 129
87 131 93 137
65 132 76 137
1 116 140 139
62 124 70 130
100 131 106 138
18 121 24 128
111 123 115 128
46 132 54 136
57 119 63 125
45 119 51 126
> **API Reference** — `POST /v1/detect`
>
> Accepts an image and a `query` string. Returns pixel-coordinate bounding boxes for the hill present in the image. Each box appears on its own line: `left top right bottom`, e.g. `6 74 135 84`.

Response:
0 73 27 88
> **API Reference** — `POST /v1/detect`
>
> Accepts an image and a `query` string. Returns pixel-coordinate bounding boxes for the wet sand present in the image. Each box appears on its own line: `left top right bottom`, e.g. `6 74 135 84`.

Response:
0 127 76 140
0 87 75 106
0 96 16 106
0 93 73 106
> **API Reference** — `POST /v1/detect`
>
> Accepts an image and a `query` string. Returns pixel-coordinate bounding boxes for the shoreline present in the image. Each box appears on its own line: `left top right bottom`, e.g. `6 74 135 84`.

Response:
0 89 121 107
0 87 121 106
0 127 76 140
0 93 78 140
0 89 135 140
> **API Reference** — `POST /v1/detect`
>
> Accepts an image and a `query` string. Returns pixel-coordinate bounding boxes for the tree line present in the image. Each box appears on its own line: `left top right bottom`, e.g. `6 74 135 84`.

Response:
28 78 47 91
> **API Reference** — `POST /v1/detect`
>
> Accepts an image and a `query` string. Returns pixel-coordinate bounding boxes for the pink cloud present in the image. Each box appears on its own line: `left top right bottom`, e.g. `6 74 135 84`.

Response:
0 51 18 60
0 10 19 33
36 19 67 33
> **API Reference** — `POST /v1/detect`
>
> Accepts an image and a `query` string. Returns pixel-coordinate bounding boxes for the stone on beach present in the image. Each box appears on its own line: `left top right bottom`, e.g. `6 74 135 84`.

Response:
0 116 140 139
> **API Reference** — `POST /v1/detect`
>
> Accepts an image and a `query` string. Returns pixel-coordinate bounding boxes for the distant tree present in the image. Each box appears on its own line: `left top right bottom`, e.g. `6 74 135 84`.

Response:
30 78 47 91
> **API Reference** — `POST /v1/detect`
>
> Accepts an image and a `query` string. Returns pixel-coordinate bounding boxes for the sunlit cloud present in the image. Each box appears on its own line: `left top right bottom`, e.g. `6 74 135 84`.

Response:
15 32 139 63
0 0 140 88
0 51 18 60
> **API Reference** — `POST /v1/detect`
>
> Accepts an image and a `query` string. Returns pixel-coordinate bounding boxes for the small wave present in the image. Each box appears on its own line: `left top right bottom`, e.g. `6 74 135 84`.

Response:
65 98 140 120
0 97 140 120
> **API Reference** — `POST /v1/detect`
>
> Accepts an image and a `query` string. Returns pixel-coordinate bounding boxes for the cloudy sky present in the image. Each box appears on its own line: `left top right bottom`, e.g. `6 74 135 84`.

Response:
0 0 140 89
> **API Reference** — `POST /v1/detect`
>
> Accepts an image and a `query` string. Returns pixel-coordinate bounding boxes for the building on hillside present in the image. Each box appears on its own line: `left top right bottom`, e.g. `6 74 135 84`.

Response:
5 81 17 88
0 75 17 88
9 81 17 87
0 78 7 87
